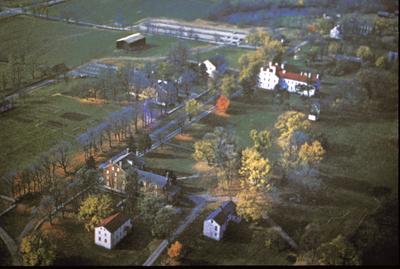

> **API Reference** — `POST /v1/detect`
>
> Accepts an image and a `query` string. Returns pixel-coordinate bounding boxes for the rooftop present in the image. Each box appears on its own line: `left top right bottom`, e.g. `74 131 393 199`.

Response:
206 201 236 225
97 212 130 233
117 33 145 44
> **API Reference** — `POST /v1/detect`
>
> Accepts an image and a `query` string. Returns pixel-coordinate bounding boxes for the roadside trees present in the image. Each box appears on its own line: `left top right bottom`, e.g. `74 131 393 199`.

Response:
185 99 201 122
356 46 374 63
151 207 176 238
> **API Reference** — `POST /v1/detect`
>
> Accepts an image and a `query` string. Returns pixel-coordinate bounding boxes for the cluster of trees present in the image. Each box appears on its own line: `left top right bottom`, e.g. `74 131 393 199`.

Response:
0 141 73 199
193 126 241 189
192 111 326 223
163 241 185 266
20 231 56 266
239 30 285 97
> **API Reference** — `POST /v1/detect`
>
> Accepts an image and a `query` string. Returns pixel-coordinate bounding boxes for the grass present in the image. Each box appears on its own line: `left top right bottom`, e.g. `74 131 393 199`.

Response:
48 0 219 26
0 0 47 8
42 214 154 266
0 16 124 68
157 202 291 265
0 78 122 176
148 86 397 262
192 46 248 69
0 238 11 266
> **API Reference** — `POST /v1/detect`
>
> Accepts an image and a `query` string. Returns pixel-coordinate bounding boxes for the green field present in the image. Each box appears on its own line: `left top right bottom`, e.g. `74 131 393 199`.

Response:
0 79 122 176
0 16 124 68
0 0 46 8
48 0 219 26
192 46 248 69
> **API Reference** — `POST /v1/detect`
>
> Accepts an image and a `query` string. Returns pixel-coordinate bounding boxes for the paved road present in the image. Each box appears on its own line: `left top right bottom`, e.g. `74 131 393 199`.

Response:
0 226 21 265
4 79 56 101
143 193 207 266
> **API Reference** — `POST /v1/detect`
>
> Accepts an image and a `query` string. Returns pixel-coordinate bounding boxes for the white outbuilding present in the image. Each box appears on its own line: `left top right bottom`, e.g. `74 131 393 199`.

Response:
203 201 241 241
94 212 132 249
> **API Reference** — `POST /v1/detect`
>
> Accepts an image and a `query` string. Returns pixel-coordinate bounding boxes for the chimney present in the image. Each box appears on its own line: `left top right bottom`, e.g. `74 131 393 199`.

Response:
300 72 303 76
268 61 272 67
126 147 130 154
119 161 122 168
109 159 112 164
280 63 285 70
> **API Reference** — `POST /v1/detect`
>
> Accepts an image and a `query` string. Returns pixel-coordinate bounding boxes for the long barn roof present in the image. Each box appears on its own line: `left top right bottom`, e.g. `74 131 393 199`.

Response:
117 33 145 44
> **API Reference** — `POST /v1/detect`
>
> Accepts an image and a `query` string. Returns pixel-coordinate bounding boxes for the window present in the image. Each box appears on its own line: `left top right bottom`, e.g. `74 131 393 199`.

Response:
106 170 109 174
215 233 217 237
214 226 218 231
117 168 120 172
112 166 114 171
104 239 107 243
98 237 101 241
98 231 101 234
115 173 117 177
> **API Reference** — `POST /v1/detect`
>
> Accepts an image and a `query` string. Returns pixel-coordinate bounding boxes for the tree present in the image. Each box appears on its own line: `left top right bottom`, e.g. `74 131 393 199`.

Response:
164 241 184 266
275 111 311 140
124 168 140 215
298 141 325 174
79 194 113 231
249 129 272 157
151 207 175 238
48 178 69 219
126 135 137 153
185 99 201 121
54 141 71 175
265 228 288 252
157 62 175 81
236 185 271 222
193 127 240 186
167 42 189 75
38 195 55 225
356 46 374 63
20 232 56 266
198 63 209 89
375 55 388 69
168 241 183 259
220 74 236 97
239 147 271 189
180 69 197 98
215 95 230 113
137 131 152 153
328 42 341 55
138 192 165 224
315 235 361 265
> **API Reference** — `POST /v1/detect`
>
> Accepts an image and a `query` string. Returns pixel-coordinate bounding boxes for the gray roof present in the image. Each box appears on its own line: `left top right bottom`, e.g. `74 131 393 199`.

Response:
137 169 168 188
205 201 236 225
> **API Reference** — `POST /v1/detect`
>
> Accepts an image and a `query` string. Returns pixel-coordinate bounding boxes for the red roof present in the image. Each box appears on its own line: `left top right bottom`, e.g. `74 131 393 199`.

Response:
97 212 131 233
98 212 120 226
278 70 318 83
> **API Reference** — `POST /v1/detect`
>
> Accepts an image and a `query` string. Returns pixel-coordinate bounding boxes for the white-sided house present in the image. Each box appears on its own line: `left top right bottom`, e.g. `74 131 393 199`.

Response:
94 212 132 250
258 62 320 97
330 25 342 39
201 55 227 78
203 201 241 241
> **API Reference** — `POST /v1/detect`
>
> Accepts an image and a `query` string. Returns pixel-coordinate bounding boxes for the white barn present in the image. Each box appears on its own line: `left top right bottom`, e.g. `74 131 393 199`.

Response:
94 212 132 249
258 62 320 97
203 201 240 241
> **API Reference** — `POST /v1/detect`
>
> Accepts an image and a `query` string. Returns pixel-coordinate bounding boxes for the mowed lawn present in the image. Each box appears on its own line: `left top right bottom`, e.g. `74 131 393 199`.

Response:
156 202 291 265
192 46 248 69
48 0 219 25
145 88 397 263
0 79 122 176
0 16 124 68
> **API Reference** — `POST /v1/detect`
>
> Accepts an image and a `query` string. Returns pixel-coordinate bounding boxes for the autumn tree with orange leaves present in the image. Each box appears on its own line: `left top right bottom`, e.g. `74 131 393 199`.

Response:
216 95 230 113
163 241 184 266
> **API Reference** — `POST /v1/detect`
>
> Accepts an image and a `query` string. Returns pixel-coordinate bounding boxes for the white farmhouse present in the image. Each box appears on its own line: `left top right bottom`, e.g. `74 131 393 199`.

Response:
330 25 342 39
203 59 217 78
94 212 132 249
203 201 241 241
258 62 320 97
